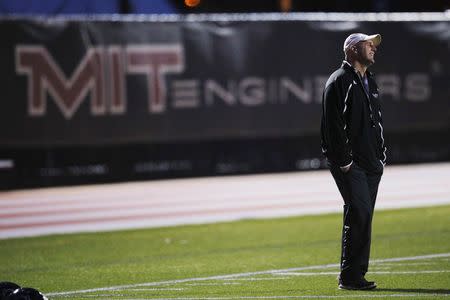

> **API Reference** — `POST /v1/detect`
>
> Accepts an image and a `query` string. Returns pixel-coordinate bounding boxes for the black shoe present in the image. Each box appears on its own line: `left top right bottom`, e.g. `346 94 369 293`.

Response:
338 278 377 290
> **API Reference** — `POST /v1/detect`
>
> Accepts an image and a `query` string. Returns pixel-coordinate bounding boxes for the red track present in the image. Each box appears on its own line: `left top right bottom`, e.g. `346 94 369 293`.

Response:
1 163 449 239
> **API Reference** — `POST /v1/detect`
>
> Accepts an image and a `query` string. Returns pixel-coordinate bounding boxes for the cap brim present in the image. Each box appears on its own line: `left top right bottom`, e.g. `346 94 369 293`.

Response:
365 34 381 46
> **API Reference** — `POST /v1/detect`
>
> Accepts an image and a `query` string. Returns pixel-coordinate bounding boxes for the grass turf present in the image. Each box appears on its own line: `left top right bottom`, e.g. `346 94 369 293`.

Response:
1 204 450 299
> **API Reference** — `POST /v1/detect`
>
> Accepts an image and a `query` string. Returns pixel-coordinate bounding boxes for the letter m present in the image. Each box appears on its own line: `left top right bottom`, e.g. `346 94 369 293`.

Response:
16 46 106 119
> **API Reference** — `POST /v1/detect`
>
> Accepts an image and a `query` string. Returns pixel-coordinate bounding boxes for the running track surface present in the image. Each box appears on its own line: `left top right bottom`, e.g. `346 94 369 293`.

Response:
0 162 449 239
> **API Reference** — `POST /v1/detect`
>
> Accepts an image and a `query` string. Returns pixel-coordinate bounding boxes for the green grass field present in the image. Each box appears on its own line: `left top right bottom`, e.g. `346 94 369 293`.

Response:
1 204 450 299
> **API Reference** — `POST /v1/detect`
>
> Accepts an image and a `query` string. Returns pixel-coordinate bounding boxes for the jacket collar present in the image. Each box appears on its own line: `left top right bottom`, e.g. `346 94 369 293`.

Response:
341 60 374 77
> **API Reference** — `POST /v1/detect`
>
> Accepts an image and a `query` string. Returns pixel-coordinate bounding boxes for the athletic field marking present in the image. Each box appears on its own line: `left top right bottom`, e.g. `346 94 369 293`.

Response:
47 252 450 297
370 261 445 269
184 283 241 286
276 270 450 276
221 277 290 281
126 288 186 291
372 262 441 266
71 294 450 299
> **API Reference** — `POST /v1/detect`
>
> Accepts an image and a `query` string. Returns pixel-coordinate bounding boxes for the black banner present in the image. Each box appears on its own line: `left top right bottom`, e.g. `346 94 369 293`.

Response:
1 15 449 147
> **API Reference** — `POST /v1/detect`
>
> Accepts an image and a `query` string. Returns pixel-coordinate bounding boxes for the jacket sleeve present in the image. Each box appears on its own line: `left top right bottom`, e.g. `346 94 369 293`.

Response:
322 80 353 167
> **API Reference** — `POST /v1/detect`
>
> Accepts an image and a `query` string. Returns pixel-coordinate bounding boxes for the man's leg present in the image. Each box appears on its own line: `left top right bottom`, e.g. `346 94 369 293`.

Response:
360 171 382 276
330 163 374 283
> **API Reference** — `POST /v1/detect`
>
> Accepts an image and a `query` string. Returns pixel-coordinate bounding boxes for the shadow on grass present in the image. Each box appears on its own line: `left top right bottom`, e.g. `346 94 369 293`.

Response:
374 288 450 295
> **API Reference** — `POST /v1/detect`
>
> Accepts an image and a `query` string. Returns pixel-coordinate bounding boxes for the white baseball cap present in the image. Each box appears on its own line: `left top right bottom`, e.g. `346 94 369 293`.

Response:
343 33 381 52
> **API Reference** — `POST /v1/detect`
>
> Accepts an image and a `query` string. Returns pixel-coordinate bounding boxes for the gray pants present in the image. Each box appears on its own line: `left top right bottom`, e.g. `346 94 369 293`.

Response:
330 162 382 282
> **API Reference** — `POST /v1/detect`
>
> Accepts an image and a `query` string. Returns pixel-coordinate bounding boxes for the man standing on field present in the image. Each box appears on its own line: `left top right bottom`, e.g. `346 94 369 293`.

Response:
320 33 387 290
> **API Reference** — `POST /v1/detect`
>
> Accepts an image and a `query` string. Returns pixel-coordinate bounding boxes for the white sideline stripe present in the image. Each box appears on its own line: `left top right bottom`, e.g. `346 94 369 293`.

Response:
46 252 450 297
78 294 450 299
126 288 186 291
221 277 290 281
184 283 241 286
373 262 441 266
276 270 450 276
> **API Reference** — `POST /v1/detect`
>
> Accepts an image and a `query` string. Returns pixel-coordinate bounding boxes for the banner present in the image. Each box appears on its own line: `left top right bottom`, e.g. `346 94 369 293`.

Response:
1 15 449 147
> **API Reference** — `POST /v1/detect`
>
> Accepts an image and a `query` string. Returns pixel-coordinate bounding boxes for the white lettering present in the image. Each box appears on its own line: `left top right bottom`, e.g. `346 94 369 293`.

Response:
405 73 430 102
205 80 237 106
378 74 401 100
239 77 265 106
280 77 312 104
172 79 200 108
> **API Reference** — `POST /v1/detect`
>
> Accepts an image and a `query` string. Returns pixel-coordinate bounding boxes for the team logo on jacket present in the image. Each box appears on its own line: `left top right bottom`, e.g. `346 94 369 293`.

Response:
372 93 379 98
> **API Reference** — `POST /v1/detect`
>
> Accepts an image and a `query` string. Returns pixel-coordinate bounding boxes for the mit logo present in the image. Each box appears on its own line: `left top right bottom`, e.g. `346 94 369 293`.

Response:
16 45 184 119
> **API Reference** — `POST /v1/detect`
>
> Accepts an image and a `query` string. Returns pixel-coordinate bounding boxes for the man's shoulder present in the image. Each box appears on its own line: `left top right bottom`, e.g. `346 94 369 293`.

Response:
325 67 352 89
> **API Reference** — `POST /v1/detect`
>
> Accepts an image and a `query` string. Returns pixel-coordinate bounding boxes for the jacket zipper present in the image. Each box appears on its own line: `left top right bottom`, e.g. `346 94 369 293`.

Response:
354 73 375 128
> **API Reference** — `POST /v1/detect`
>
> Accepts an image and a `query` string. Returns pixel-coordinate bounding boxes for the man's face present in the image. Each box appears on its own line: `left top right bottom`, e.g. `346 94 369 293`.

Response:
356 40 377 66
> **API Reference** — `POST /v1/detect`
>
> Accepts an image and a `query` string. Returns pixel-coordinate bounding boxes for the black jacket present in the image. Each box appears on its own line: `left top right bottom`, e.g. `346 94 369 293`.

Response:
321 61 387 173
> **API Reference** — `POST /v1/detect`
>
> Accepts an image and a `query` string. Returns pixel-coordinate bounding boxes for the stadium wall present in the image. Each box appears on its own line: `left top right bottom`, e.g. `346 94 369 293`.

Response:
0 13 449 189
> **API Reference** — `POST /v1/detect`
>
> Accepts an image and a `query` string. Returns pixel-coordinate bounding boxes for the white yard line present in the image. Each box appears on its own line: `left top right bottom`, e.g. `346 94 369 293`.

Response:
221 277 290 281
71 294 450 299
276 270 450 276
126 288 186 291
184 283 241 286
373 262 441 266
47 252 450 297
